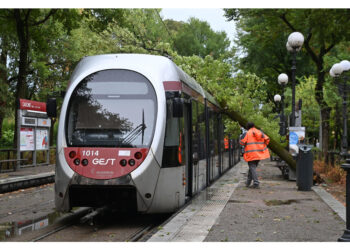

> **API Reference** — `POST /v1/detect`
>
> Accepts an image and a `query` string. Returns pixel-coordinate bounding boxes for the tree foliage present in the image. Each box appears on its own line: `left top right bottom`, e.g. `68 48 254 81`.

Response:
0 8 294 167
166 17 232 59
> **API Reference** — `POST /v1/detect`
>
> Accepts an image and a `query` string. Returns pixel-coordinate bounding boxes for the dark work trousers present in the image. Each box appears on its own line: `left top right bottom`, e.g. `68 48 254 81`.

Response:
247 160 260 186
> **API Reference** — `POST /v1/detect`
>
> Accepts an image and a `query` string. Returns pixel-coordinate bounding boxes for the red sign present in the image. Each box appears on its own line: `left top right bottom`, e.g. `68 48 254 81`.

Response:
64 147 149 180
19 99 46 112
163 81 182 91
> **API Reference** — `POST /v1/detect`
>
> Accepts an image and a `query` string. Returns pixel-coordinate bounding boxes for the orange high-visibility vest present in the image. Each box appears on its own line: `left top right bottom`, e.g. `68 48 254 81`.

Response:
240 127 270 162
224 137 229 149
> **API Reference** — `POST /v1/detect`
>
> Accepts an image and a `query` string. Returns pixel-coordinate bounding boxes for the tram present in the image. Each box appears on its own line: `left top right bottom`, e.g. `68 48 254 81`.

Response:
50 54 241 213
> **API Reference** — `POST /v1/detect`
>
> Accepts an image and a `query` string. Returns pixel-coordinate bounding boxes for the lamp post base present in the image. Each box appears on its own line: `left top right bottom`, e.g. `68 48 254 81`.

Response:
339 162 350 242
338 229 350 242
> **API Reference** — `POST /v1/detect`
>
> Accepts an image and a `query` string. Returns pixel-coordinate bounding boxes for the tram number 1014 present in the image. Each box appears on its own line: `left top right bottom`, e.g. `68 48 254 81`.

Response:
82 150 100 157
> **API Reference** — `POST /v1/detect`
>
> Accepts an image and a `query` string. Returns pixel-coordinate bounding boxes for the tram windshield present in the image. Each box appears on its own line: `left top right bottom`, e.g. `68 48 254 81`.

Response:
66 69 157 148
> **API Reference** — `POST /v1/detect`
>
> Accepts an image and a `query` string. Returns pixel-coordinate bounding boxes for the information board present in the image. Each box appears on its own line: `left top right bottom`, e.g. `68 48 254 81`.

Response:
20 127 35 151
289 126 305 155
36 128 49 150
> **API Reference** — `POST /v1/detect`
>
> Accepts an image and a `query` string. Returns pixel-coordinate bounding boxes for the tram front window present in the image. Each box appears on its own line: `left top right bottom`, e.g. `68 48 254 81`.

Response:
66 70 157 148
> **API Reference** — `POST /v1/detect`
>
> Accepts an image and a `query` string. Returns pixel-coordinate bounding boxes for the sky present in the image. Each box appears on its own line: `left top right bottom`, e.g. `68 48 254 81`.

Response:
160 8 237 45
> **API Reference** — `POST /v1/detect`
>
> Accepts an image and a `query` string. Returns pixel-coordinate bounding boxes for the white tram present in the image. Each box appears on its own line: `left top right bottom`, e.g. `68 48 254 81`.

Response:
51 54 240 213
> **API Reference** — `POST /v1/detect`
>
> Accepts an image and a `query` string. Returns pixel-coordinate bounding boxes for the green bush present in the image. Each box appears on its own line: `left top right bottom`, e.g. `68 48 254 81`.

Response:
0 128 14 148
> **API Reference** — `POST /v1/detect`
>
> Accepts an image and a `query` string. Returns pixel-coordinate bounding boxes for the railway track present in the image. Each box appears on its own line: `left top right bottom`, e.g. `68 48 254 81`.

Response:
27 207 169 242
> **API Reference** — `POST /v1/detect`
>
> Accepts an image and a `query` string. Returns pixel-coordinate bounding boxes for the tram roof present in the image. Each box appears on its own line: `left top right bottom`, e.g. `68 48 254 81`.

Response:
70 54 221 109
171 60 220 108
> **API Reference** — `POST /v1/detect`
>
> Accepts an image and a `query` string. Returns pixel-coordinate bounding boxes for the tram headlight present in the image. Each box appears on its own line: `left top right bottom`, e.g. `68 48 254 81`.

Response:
128 159 136 166
82 159 88 166
120 159 127 167
134 152 142 160
74 158 80 165
69 151 76 159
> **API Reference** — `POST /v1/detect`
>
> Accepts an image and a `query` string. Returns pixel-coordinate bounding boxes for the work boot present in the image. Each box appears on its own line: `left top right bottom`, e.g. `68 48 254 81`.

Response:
245 181 251 187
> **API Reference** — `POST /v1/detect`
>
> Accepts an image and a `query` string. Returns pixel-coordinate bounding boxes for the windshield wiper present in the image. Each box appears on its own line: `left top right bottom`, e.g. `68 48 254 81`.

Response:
122 110 146 145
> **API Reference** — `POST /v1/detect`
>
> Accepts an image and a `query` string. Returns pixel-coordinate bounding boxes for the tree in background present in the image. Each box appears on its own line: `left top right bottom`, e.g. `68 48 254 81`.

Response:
0 8 293 167
224 9 350 161
0 9 83 147
0 9 130 146
167 17 232 60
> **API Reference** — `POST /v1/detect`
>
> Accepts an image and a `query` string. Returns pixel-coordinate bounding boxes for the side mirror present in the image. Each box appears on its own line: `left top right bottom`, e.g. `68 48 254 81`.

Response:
46 98 57 118
173 98 184 118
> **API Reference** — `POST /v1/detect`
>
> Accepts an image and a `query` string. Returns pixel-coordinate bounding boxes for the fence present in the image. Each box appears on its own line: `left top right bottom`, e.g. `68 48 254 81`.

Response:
0 147 56 173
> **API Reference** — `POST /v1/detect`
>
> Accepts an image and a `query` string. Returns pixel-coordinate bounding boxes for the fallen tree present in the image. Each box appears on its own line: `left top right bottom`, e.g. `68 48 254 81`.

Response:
222 104 296 170
171 53 296 170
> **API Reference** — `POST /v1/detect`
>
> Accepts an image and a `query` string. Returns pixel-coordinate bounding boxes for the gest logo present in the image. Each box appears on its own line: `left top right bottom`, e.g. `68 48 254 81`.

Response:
92 158 116 166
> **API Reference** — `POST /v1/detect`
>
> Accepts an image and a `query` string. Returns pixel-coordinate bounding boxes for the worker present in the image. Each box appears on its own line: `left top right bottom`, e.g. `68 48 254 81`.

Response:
240 122 270 189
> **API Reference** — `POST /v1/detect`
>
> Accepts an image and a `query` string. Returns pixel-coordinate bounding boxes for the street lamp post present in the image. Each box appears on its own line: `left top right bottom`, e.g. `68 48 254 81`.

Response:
274 94 283 135
287 32 304 127
331 59 350 242
277 73 288 136
331 62 350 156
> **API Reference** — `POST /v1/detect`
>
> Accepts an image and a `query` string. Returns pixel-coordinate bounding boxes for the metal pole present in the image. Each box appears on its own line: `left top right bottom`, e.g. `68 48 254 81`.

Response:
291 49 297 127
338 161 350 241
16 109 21 171
281 85 286 136
341 81 348 157
338 74 350 241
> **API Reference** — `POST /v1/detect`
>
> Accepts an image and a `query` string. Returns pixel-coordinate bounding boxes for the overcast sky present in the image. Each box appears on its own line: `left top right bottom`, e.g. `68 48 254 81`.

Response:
160 8 236 44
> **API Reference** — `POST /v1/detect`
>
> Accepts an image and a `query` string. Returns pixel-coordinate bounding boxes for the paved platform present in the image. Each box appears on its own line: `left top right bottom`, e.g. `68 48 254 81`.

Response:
0 164 55 193
148 159 346 242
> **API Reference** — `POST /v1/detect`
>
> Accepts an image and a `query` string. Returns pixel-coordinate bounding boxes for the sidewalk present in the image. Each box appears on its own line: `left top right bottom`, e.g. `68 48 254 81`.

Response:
148 159 346 242
0 164 55 193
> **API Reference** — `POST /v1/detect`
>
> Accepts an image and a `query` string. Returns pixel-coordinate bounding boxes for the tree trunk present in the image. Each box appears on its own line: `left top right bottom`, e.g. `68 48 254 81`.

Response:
13 10 30 148
314 65 330 163
0 116 3 140
0 36 9 140
320 107 331 163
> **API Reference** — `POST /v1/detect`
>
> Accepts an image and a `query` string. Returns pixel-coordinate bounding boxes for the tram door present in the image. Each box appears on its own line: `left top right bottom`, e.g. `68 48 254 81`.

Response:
187 101 207 196
184 102 193 197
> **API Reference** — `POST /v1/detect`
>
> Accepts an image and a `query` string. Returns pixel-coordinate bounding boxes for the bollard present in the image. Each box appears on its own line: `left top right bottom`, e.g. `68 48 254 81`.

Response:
338 159 350 241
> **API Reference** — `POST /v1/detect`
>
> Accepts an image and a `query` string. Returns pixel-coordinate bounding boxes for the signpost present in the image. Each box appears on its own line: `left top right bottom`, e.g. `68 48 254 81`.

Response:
16 99 51 170
288 126 305 180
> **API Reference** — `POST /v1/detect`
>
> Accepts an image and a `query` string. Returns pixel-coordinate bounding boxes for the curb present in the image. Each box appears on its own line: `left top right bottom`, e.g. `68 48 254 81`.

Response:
0 172 55 194
312 185 346 222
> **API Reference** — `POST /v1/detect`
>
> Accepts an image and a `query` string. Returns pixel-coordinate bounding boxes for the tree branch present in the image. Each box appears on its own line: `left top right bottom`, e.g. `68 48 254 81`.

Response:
30 9 57 26
325 43 335 54
279 13 297 32
303 31 321 67
25 9 31 24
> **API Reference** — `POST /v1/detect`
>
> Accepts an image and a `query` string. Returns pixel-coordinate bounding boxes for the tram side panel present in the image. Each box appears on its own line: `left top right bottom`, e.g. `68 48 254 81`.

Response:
148 97 186 213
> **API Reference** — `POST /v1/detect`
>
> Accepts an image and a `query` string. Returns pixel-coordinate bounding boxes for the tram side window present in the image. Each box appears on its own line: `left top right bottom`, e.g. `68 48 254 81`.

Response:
197 102 206 160
209 109 220 167
162 99 182 167
192 100 205 162
222 115 229 153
